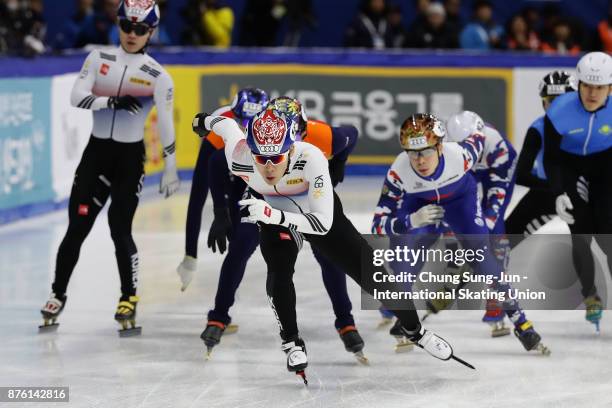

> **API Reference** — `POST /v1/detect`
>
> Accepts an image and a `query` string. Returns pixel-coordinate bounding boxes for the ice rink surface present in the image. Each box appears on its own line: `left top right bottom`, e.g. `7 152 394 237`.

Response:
1 177 612 408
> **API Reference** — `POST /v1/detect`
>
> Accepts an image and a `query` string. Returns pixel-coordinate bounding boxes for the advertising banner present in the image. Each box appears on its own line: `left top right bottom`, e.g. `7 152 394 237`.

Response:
159 66 202 171
198 65 513 164
0 78 53 214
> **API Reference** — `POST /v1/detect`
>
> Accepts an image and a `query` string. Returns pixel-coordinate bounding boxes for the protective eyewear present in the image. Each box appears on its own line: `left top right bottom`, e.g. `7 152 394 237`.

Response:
405 146 438 159
119 19 151 36
252 152 288 166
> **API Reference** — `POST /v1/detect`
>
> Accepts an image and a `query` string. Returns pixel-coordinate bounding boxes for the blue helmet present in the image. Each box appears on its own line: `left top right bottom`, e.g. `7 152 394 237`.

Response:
118 0 160 27
246 104 299 156
231 88 269 126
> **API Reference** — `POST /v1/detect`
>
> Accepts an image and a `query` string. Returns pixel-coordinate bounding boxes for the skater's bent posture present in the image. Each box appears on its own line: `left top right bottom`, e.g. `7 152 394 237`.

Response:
193 105 470 384
372 114 549 355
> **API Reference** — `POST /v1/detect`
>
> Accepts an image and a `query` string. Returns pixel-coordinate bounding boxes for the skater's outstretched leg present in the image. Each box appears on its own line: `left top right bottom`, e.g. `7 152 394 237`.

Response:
207 221 259 331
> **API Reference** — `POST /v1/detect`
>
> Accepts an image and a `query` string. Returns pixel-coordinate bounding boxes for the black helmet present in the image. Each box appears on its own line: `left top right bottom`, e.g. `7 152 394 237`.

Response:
539 70 574 98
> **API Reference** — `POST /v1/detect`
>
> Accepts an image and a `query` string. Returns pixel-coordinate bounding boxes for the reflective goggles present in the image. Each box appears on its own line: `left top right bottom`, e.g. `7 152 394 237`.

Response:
405 146 438 159
252 152 288 166
119 19 151 36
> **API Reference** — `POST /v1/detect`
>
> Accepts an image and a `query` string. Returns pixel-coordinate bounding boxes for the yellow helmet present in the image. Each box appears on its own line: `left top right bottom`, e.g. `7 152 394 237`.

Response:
399 113 446 150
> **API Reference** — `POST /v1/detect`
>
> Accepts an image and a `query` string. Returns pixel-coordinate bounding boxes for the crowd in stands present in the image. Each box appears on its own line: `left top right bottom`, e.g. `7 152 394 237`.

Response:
0 0 611 56
345 0 608 54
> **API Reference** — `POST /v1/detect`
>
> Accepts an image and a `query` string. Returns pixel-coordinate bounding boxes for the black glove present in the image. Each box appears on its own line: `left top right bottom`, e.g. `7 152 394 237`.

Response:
208 207 232 254
328 157 347 187
192 112 211 138
108 95 142 115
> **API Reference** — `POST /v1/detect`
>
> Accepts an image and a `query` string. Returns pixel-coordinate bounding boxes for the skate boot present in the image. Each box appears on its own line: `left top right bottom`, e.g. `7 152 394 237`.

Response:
389 320 414 353
377 307 394 328
400 323 475 369
513 319 550 356
201 320 226 359
39 293 67 333
115 295 141 337
281 336 308 385
584 295 602 334
482 299 510 337
338 325 368 364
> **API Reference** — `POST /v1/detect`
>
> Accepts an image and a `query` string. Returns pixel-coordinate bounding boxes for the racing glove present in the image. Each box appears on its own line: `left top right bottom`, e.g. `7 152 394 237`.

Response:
108 95 142 115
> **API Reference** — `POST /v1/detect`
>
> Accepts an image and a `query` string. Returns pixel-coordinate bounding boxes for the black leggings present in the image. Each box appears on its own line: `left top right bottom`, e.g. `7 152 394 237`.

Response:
505 189 557 249
562 152 612 298
184 140 217 258
260 192 420 341
52 136 145 298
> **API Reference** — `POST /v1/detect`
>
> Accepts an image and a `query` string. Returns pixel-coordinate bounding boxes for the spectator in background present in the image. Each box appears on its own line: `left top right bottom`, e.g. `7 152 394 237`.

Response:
541 18 581 55
407 2 457 49
0 0 46 56
199 0 234 47
459 0 503 50
77 0 118 47
597 1 612 53
344 0 390 49
53 0 94 50
148 0 172 46
386 3 407 48
521 6 541 37
283 0 316 47
539 4 561 45
239 0 285 47
506 14 539 51
410 0 431 28
443 0 463 38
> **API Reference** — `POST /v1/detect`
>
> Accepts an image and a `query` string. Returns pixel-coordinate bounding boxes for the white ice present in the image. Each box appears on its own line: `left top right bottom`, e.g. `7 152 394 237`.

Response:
1 177 611 408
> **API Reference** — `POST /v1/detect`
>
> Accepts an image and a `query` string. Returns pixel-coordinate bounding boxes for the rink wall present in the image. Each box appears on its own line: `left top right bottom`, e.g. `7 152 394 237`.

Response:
0 49 578 224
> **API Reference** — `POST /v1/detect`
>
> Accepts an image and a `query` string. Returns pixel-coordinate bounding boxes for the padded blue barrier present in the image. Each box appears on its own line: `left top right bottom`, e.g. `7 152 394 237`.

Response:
0 48 579 78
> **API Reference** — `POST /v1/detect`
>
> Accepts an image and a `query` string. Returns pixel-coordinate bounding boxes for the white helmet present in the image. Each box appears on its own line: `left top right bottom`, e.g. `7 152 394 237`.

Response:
576 52 612 86
118 0 160 27
445 111 485 142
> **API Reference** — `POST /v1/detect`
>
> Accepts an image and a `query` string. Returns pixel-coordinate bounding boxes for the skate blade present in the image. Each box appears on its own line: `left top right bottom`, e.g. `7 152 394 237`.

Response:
205 348 213 360
354 351 369 365
491 327 511 338
594 321 601 335
535 343 551 356
38 322 59 333
224 324 239 335
296 370 308 386
118 326 142 338
421 311 433 321
394 338 414 353
377 317 393 328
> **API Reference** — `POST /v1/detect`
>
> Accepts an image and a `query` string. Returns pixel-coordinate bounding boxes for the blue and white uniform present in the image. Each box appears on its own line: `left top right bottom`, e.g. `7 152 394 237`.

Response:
472 124 517 234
